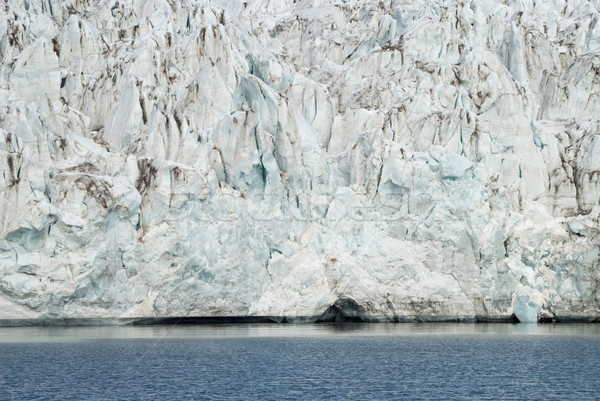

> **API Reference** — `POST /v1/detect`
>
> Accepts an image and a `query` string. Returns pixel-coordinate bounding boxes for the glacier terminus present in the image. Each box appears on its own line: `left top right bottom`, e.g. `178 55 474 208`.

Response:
1 0 600 324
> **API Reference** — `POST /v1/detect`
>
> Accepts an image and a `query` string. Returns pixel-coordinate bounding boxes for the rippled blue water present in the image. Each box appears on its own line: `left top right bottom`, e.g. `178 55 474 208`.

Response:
1 323 599 400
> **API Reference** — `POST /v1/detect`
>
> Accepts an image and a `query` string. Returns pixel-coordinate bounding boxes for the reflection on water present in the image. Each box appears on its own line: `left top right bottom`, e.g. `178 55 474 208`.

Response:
1 323 599 400
0 322 599 343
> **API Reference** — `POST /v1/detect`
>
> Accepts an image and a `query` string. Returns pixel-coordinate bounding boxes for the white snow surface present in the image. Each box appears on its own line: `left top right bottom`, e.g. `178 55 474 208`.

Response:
1 0 599 323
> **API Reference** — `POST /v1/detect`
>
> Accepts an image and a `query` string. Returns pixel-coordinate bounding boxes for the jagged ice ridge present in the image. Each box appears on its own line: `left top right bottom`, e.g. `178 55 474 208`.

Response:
1 0 600 323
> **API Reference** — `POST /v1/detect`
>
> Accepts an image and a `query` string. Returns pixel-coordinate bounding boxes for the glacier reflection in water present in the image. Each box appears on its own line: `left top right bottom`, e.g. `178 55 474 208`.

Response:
1 323 599 400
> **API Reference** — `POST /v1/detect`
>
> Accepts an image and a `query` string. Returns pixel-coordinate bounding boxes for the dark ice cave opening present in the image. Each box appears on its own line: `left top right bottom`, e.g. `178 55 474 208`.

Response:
316 298 369 323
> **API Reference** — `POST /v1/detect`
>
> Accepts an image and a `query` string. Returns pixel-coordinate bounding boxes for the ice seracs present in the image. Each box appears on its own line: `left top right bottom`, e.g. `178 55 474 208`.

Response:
0 0 599 324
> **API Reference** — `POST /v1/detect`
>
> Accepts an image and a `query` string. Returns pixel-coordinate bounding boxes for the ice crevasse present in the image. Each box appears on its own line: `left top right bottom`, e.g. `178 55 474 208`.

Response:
0 0 599 324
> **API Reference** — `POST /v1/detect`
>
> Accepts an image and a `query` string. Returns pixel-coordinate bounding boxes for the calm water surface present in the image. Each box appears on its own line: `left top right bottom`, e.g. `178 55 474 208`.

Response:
1 323 599 400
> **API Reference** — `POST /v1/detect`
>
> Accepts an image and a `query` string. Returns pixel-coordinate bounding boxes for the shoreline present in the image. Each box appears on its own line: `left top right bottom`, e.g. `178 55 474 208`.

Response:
1 315 598 327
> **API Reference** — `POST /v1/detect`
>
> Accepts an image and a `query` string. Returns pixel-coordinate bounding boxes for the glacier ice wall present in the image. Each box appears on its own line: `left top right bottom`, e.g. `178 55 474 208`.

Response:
1 0 599 323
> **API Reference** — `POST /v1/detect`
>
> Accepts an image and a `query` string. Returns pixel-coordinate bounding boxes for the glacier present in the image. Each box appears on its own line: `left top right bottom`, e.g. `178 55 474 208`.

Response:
0 0 599 324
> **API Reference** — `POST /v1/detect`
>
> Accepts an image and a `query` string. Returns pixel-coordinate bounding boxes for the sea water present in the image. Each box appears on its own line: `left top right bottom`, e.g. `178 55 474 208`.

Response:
1 323 599 400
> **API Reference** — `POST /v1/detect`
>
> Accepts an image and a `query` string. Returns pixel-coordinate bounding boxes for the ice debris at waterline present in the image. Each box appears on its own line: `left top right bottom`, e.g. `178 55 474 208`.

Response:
0 0 599 325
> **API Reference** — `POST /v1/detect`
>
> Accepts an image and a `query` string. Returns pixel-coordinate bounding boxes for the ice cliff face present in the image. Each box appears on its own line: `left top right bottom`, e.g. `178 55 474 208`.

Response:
1 0 599 323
